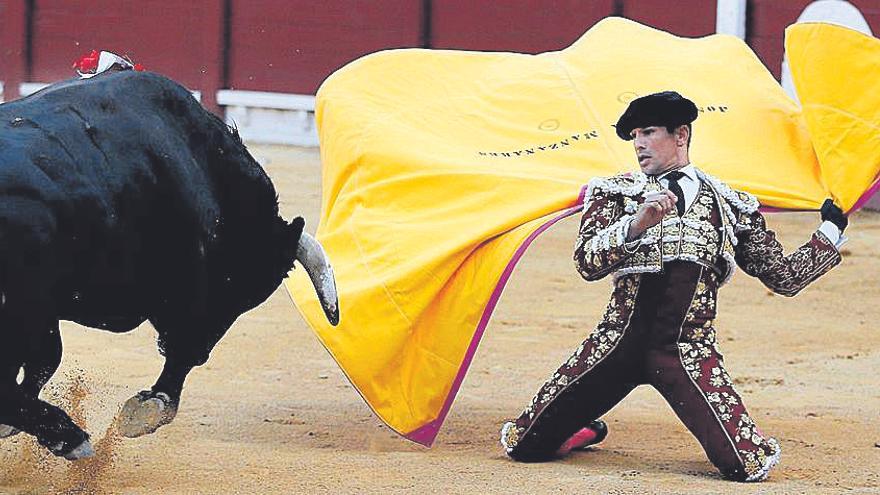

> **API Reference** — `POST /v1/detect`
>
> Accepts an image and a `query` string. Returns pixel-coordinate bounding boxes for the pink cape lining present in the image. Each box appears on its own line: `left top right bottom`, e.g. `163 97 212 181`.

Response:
404 186 590 446
847 177 880 214
402 180 879 447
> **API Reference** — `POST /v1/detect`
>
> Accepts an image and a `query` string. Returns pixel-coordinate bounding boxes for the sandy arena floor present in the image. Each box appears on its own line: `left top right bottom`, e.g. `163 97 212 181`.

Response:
1 145 878 494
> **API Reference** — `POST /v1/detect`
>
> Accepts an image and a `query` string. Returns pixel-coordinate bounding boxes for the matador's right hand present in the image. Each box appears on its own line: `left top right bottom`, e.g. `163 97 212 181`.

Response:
628 190 677 240
820 198 848 233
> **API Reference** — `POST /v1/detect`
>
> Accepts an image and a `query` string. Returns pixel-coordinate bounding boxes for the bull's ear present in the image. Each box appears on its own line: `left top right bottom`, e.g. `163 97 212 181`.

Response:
288 216 305 246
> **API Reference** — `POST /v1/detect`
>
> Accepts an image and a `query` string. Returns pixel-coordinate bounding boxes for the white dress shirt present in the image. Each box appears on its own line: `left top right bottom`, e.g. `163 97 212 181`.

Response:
657 164 700 213
625 164 846 249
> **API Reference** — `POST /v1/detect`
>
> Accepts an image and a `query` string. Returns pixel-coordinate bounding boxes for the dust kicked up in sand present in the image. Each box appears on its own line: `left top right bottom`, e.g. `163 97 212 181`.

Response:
0 372 123 495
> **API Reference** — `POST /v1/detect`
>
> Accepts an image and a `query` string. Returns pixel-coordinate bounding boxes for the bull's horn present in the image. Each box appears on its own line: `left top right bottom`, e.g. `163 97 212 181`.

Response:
296 232 339 326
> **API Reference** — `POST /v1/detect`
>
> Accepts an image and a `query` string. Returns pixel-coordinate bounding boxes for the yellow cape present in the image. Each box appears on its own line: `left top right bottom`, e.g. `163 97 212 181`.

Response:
286 18 880 446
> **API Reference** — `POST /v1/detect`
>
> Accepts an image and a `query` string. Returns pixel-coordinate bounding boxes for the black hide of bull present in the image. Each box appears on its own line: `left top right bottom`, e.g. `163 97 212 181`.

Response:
0 71 307 457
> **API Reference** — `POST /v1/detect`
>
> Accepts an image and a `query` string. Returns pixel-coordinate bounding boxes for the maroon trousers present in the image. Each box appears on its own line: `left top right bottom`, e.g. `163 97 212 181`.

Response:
505 261 779 481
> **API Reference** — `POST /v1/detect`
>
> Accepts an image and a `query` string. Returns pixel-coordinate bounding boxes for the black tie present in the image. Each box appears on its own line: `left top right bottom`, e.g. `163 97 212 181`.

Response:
664 170 686 216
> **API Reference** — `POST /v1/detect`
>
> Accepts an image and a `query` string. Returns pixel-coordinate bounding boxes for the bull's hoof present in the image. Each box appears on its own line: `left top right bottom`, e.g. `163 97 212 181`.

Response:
118 391 178 438
0 424 21 439
63 439 96 461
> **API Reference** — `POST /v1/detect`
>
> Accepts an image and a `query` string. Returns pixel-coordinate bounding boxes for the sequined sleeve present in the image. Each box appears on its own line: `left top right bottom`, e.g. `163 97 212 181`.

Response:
573 189 636 281
734 211 841 297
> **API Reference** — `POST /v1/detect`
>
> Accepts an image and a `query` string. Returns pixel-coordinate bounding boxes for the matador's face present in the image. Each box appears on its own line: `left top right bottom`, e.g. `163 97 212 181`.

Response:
630 125 689 176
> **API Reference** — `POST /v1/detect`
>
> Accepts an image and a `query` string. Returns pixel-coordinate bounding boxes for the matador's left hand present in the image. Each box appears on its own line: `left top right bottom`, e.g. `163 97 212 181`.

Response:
821 198 848 233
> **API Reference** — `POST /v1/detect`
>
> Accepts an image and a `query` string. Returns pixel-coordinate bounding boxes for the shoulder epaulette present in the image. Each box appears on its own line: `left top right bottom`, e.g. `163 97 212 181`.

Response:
694 169 760 214
586 171 648 200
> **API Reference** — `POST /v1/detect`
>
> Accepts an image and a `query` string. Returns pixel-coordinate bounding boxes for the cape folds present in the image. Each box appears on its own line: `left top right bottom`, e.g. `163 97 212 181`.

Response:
286 19 880 446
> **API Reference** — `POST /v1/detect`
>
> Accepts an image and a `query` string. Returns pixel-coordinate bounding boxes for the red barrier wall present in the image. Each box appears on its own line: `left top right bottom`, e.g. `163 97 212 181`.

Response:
0 0 28 100
28 0 225 109
4 1 880 106
748 0 815 80
430 0 616 53
851 0 880 26
227 0 424 94
621 0 715 37
431 1 714 53
749 0 880 80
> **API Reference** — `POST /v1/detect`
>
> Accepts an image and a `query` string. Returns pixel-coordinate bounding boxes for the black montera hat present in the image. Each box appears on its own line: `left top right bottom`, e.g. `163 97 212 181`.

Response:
615 91 698 140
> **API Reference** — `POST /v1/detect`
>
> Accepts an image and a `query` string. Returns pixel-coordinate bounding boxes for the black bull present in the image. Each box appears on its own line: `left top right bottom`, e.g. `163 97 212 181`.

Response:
0 71 338 459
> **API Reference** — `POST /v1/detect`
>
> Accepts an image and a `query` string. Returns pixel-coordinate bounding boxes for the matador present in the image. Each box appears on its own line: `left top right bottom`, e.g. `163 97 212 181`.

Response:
500 91 849 482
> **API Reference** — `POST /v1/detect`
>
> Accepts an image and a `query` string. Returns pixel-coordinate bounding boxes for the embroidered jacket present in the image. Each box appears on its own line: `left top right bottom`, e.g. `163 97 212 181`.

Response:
573 169 841 295
513 167 840 482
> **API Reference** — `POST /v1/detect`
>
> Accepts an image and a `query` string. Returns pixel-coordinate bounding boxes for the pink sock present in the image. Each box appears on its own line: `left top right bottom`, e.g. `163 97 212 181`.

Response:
556 427 599 456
